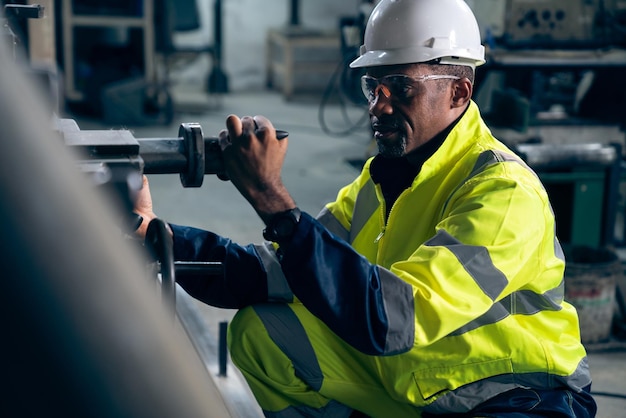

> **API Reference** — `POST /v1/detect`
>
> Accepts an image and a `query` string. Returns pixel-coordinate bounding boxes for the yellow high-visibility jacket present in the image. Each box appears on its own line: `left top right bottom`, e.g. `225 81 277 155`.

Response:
172 100 591 413
304 100 590 411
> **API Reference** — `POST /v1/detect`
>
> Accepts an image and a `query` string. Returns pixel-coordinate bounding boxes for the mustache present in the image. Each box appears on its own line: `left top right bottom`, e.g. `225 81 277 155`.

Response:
371 116 402 131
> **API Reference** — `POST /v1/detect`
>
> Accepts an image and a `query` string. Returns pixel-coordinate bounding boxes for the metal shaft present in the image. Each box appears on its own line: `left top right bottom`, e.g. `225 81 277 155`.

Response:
139 130 288 176
59 118 289 187
139 137 224 175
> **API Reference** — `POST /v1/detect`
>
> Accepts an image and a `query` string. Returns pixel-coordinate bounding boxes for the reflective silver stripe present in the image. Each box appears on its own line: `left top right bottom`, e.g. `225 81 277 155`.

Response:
470 149 521 177
568 356 594 391
350 180 378 243
378 267 416 354
316 207 350 242
425 230 508 301
449 283 564 336
443 149 524 215
423 357 592 414
253 303 324 391
469 150 503 177
555 238 565 261
254 243 293 302
264 400 353 418
316 179 379 244
459 150 567 280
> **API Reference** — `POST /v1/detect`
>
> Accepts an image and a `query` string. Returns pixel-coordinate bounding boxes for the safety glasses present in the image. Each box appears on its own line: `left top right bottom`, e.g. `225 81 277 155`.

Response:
361 74 460 102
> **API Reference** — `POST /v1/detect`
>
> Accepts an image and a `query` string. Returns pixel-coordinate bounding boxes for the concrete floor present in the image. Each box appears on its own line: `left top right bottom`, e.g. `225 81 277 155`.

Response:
71 88 626 417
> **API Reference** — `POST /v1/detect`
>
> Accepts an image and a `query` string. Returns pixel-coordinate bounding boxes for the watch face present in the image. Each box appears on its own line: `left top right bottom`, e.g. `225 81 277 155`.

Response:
264 208 301 242
275 217 296 237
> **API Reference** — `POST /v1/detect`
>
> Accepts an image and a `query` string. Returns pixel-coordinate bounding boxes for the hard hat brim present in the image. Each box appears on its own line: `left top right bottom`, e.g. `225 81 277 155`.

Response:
349 47 486 69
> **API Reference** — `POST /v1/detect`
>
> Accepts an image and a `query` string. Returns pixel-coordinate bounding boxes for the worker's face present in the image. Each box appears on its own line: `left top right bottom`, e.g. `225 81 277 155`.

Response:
365 64 460 157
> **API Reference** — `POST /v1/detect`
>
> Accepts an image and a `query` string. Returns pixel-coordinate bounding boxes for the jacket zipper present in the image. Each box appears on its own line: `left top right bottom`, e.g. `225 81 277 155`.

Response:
375 187 387 244
374 228 385 243
375 187 410 245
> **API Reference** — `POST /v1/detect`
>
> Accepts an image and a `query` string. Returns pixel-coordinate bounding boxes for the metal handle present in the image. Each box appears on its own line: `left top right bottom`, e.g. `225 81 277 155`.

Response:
145 218 176 314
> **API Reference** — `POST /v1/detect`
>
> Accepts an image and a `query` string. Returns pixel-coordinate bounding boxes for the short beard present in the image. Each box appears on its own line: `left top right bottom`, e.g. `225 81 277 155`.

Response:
376 135 407 158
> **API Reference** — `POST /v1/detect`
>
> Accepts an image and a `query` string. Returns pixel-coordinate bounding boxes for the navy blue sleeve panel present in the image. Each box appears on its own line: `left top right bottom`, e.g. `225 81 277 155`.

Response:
169 224 268 309
280 213 413 356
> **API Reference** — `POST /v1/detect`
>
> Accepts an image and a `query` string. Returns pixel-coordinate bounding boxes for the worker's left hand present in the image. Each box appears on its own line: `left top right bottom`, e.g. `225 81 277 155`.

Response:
218 114 296 223
133 175 159 239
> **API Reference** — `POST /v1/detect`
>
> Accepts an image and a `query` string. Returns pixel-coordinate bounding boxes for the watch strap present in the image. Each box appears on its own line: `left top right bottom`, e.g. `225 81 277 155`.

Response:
263 207 301 243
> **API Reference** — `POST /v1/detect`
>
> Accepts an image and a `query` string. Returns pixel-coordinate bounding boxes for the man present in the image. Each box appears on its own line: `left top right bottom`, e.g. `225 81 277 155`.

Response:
134 0 597 416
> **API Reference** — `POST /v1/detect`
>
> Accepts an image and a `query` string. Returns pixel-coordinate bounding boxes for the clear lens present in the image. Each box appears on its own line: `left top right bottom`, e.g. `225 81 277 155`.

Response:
361 75 377 100
361 75 413 101
361 74 460 101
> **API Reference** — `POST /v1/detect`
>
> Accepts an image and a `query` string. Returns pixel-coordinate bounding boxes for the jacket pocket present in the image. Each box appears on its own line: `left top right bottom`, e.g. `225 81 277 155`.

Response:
412 357 514 400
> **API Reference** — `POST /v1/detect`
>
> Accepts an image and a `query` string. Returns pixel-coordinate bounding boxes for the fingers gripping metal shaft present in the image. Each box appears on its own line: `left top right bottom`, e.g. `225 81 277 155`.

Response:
139 125 289 186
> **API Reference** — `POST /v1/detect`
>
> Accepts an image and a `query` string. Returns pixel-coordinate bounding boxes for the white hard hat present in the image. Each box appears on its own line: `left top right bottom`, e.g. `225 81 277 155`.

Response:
350 0 486 69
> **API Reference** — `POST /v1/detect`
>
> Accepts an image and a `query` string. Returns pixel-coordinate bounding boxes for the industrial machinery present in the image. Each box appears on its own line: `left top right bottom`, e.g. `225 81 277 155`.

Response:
0 32 247 418
1 5 260 416
500 0 626 48
55 117 232 299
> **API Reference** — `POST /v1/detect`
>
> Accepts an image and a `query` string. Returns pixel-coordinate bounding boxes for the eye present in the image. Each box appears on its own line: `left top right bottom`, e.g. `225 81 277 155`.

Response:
390 81 414 99
399 84 413 96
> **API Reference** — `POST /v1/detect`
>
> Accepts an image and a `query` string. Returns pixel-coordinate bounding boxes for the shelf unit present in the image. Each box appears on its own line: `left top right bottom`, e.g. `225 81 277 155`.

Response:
61 0 155 102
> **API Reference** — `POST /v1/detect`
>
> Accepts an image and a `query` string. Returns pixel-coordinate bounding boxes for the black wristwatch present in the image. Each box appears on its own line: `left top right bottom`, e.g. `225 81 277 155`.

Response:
263 207 301 243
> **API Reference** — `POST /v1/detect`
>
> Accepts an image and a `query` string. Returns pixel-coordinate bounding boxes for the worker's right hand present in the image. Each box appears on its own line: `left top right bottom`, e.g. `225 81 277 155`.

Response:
218 114 296 224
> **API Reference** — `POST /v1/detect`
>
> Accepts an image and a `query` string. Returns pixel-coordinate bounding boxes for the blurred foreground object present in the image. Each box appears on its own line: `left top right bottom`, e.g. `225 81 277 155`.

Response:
0 24 232 418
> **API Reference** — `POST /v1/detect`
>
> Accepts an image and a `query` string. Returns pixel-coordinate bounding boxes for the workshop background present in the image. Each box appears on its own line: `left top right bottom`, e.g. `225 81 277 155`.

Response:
3 0 626 417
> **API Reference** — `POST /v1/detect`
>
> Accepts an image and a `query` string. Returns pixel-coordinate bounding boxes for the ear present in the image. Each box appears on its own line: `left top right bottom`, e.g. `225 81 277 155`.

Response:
451 78 473 108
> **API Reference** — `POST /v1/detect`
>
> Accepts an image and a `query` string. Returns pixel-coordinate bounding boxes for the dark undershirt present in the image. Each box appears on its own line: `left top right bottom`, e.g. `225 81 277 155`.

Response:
370 113 464 219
